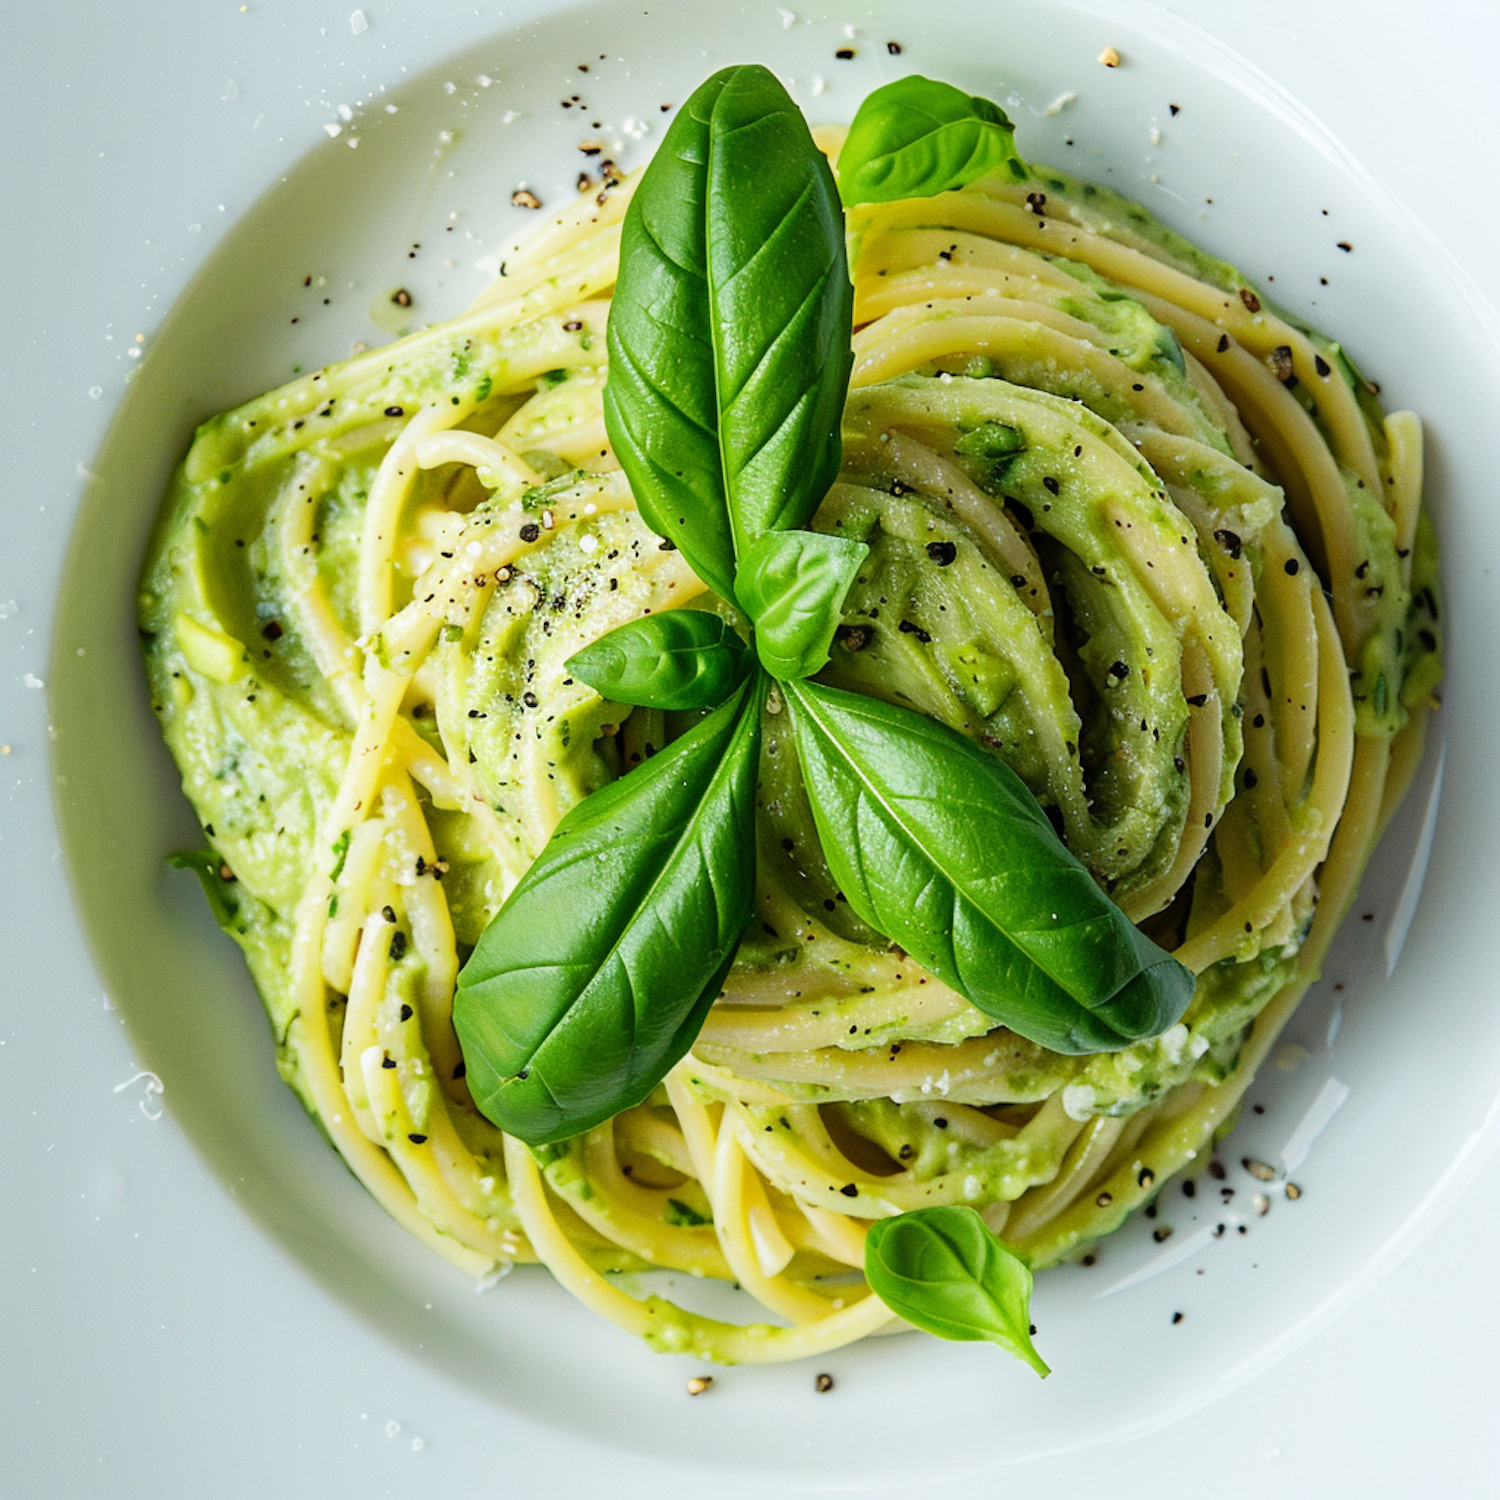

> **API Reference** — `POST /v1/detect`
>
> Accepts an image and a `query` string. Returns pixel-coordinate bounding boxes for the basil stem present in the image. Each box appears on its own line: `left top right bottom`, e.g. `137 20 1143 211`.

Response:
454 675 764 1146
782 679 1195 1054
837 75 1028 208
734 529 868 682
864 1206 1049 1376
566 611 749 711
603 64 853 598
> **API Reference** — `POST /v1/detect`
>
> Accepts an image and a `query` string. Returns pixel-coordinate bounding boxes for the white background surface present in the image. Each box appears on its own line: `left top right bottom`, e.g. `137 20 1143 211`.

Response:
3 2 1498 1495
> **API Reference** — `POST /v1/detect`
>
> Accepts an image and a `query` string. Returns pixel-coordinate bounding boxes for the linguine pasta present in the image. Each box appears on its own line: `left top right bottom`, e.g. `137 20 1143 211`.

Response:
139 125 1442 1363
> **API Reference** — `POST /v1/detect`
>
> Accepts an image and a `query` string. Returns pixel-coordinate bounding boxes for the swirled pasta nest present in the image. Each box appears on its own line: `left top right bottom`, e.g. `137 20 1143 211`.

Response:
139 142 1441 1363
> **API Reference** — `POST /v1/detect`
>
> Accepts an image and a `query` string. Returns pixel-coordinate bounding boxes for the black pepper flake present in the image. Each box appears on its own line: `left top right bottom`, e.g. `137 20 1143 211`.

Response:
1270 345 1294 382
1209 1159 1227 1181
391 934 409 963
1042 475 1061 495
1169 102 1180 116
1182 1179 1196 1199
382 905 396 923
898 620 932 643
1185 693 1208 707
519 522 541 543
1314 353 1332 378
816 1372 835 1392
835 47 855 59
839 1183 859 1197
1216 333 1231 353
523 691 539 708
1284 557 1300 575
391 288 413 308
1239 287 1261 313
1138 1167 1156 1187
1171 1311 1184 1325
837 624 871 653
1213 528 1243 559
658 537 677 551
1243 767 1259 789
1337 240 1352 252
261 620 283 641
1026 191 1047 215
380 1054 396 1069
408 1133 428 1145
1096 1191 1113 1206
453 1062 466 1080
925 540 957 566
1107 660 1129 681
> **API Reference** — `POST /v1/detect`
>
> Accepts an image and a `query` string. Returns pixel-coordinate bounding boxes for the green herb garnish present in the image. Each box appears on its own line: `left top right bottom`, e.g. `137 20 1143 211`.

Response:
864 1205 1050 1376
455 64 1193 1166
601 64 853 600
566 610 749 711
453 674 763 1146
836 74 1028 207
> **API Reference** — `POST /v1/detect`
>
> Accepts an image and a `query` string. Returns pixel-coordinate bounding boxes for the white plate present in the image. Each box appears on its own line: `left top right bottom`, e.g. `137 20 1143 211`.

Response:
6 0 1500 1493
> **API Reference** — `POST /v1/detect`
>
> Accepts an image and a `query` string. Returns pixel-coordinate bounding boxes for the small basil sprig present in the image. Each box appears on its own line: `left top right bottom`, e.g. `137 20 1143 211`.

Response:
837 75 1028 207
735 530 868 682
864 1206 1049 1376
603 64 853 598
566 611 748 711
454 676 762 1146
783 679 1195 1053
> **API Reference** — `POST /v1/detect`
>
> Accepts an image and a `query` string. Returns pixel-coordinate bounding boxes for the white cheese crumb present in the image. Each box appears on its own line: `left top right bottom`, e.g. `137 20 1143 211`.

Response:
578 534 599 554
349 10 368 35
1149 125 1163 145
0 601 17 620
1061 1082 1097 1120
777 7 797 28
324 122 342 138
22 672 44 689
1043 91 1076 116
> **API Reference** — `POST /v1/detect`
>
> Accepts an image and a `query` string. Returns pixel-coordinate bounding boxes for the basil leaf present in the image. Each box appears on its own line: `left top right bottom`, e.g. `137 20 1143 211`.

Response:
454 676 763 1145
782 679 1195 1054
566 611 749 710
734 530 868 682
864 1206 1049 1376
837 75 1028 208
604 64 853 597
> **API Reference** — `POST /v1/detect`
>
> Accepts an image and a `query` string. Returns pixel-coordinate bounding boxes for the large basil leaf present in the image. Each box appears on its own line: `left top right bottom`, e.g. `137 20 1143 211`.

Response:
864 1206 1049 1376
566 611 749 711
603 64 853 598
837 75 1028 207
734 530 868 682
783 680 1194 1054
454 677 763 1145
